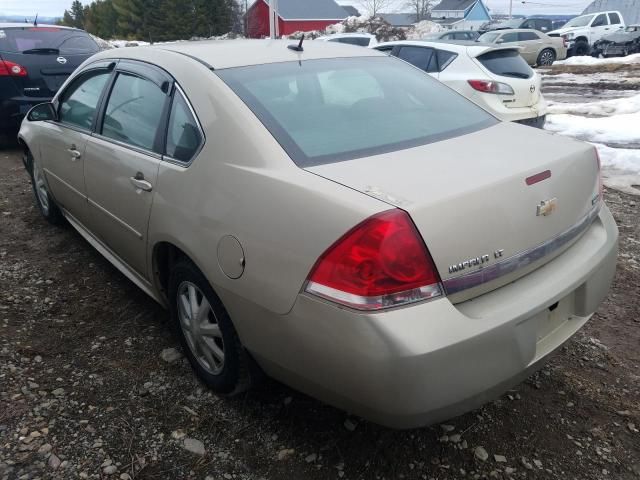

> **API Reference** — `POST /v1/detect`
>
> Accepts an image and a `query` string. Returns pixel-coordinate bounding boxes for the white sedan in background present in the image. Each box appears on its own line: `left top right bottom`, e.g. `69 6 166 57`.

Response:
374 40 547 127
317 32 378 47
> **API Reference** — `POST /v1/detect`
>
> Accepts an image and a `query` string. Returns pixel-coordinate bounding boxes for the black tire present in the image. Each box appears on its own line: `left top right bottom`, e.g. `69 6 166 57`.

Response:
168 259 251 395
574 40 589 56
537 48 556 66
29 151 64 225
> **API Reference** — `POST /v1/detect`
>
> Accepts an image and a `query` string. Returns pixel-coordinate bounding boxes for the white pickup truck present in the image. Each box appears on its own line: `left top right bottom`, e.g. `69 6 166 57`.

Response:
548 11 626 56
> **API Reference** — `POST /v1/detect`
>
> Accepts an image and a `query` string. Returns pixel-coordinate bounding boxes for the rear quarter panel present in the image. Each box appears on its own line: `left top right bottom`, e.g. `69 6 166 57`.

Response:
145 60 388 318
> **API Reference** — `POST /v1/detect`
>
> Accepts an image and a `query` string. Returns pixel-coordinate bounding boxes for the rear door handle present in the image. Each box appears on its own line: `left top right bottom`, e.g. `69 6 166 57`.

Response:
130 173 153 192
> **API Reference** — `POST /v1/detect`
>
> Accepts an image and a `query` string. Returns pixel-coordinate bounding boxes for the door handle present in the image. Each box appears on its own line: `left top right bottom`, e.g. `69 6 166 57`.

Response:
130 173 153 192
67 144 81 160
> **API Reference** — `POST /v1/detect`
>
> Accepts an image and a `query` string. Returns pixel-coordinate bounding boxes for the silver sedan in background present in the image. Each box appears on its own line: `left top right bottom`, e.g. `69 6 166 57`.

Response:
18 40 617 428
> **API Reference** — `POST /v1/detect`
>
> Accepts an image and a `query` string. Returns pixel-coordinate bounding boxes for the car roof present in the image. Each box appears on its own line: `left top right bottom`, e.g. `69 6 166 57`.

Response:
377 39 494 51
92 39 383 70
317 33 375 38
491 28 544 33
0 23 82 31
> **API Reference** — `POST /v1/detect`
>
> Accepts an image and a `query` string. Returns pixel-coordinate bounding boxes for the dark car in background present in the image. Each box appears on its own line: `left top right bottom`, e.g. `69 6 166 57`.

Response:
421 30 480 41
0 24 102 139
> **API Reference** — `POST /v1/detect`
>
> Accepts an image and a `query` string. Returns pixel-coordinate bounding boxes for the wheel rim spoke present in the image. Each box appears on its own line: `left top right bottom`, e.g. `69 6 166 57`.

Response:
177 281 225 375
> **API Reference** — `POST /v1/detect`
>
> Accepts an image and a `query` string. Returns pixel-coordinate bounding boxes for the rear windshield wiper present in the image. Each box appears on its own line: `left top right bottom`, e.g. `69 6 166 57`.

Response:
21 48 60 55
500 71 531 79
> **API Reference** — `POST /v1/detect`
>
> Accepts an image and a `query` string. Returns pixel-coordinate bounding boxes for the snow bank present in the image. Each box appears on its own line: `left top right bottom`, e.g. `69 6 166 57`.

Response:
547 93 640 116
554 53 640 66
405 20 442 40
545 112 640 144
594 143 640 174
109 39 150 48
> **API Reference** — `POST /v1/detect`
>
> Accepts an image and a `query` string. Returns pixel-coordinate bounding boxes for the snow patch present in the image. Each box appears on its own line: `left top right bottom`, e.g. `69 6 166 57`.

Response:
406 20 442 40
547 93 640 116
554 53 640 66
545 112 640 145
595 143 640 174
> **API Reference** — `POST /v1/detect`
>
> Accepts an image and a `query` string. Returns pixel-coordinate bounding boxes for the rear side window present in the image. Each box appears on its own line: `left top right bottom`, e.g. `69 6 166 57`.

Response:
102 73 167 151
216 57 496 167
477 49 533 79
165 90 203 163
0 27 99 54
518 32 539 41
608 13 621 24
436 49 457 71
59 71 110 130
396 46 434 71
331 37 371 47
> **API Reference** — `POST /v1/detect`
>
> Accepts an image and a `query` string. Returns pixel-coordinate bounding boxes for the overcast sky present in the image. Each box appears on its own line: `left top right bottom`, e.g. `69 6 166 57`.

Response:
1 0 593 19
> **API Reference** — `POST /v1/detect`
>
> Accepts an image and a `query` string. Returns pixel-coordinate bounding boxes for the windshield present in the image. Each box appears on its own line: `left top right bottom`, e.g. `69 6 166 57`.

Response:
478 32 500 43
564 14 594 28
216 57 496 167
0 27 99 54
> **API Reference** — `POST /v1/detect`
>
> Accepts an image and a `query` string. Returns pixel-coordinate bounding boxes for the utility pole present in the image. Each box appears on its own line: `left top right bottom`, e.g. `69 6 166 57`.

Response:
269 0 276 38
509 0 513 19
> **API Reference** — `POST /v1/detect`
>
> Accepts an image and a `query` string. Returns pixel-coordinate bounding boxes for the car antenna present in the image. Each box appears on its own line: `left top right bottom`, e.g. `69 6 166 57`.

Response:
33 13 38 26
288 34 304 52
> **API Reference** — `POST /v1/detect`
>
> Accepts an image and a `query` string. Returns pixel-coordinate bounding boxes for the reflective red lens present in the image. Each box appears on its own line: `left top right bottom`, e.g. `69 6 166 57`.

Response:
0 60 28 77
307 210 441 299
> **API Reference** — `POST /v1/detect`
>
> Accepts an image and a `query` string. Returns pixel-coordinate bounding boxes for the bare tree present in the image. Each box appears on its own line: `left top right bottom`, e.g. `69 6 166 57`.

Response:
404 0 434 22
358 0 395 17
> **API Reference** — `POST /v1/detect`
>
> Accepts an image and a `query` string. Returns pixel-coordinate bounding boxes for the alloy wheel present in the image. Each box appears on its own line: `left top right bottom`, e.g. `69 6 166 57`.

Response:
33 162 50 215
540 50 554 66
177 281 225 375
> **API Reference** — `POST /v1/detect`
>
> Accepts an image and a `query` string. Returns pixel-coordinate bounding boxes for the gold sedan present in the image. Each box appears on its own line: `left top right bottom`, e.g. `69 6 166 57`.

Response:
478 29 568 66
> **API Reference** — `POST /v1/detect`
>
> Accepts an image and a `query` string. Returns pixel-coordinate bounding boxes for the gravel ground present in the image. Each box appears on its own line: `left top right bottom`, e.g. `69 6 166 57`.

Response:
1 83 640 480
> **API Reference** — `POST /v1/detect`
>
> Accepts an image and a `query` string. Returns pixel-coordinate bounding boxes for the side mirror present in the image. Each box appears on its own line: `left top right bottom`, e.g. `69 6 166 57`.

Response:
27 102 57 122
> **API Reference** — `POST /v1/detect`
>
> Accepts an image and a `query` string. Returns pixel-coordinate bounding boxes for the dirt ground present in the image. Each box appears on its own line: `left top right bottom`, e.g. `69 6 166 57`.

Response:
1 95 640 480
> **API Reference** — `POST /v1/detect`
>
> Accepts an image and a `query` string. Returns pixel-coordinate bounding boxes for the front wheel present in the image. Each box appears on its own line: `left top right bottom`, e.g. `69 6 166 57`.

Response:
537 48 556 66
168 260 251 395
30 153 64 225
574 40 589 56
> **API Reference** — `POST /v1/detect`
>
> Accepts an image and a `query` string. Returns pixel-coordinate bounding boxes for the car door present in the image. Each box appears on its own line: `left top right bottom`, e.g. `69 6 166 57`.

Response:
591 13 610 42
83 61 172 277
517 31 543 64
37 63 113 223
607 12 624 32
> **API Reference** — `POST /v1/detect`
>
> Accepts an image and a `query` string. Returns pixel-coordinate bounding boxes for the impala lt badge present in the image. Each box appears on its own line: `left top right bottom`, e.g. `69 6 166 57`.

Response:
536 198 557 216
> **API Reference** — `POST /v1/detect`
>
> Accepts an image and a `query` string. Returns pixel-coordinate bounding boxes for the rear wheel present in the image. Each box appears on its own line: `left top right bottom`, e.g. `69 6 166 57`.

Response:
537 48 556 66
30 153 64 225
574 40 589 56
168 260 251 395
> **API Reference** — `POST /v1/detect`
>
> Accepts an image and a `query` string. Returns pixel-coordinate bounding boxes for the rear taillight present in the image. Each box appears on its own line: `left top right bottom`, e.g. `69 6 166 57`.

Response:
305 209 443 311
0 60 28 77
562 36 568 47
595 148 604 201
468 79 514 95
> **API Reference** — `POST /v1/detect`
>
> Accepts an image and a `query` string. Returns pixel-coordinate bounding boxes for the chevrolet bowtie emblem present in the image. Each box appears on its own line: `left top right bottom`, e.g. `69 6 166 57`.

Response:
536 198 557 216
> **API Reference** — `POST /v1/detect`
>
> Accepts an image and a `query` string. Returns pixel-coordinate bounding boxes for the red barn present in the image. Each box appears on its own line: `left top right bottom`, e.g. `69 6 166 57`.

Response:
246 0 349 38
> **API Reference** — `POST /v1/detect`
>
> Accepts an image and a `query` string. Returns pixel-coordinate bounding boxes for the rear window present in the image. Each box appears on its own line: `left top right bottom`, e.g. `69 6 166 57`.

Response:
0 27 99 54
330 37 371 47
216 57 496 167
477 49 533 79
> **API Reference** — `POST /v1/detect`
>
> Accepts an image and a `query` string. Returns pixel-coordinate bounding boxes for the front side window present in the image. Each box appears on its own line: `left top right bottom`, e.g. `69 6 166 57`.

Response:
592 14 608 27
102 73 166 151
500 32 519 43
165 90 203 163
216 57 496 167
565 14 594 28
59 71 110 130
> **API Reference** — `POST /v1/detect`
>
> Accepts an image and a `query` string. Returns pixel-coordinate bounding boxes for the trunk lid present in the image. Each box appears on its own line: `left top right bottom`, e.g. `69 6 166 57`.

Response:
307 122 600 303
471 47 541 108
0 26 99 98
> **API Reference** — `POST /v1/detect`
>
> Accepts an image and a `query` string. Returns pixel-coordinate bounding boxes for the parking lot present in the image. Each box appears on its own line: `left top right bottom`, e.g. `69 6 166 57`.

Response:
1 60 640 480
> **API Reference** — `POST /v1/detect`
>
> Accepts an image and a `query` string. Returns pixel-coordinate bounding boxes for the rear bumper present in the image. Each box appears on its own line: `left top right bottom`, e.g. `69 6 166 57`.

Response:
242 205 618 428
475 93 548 125
0 96 51 131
